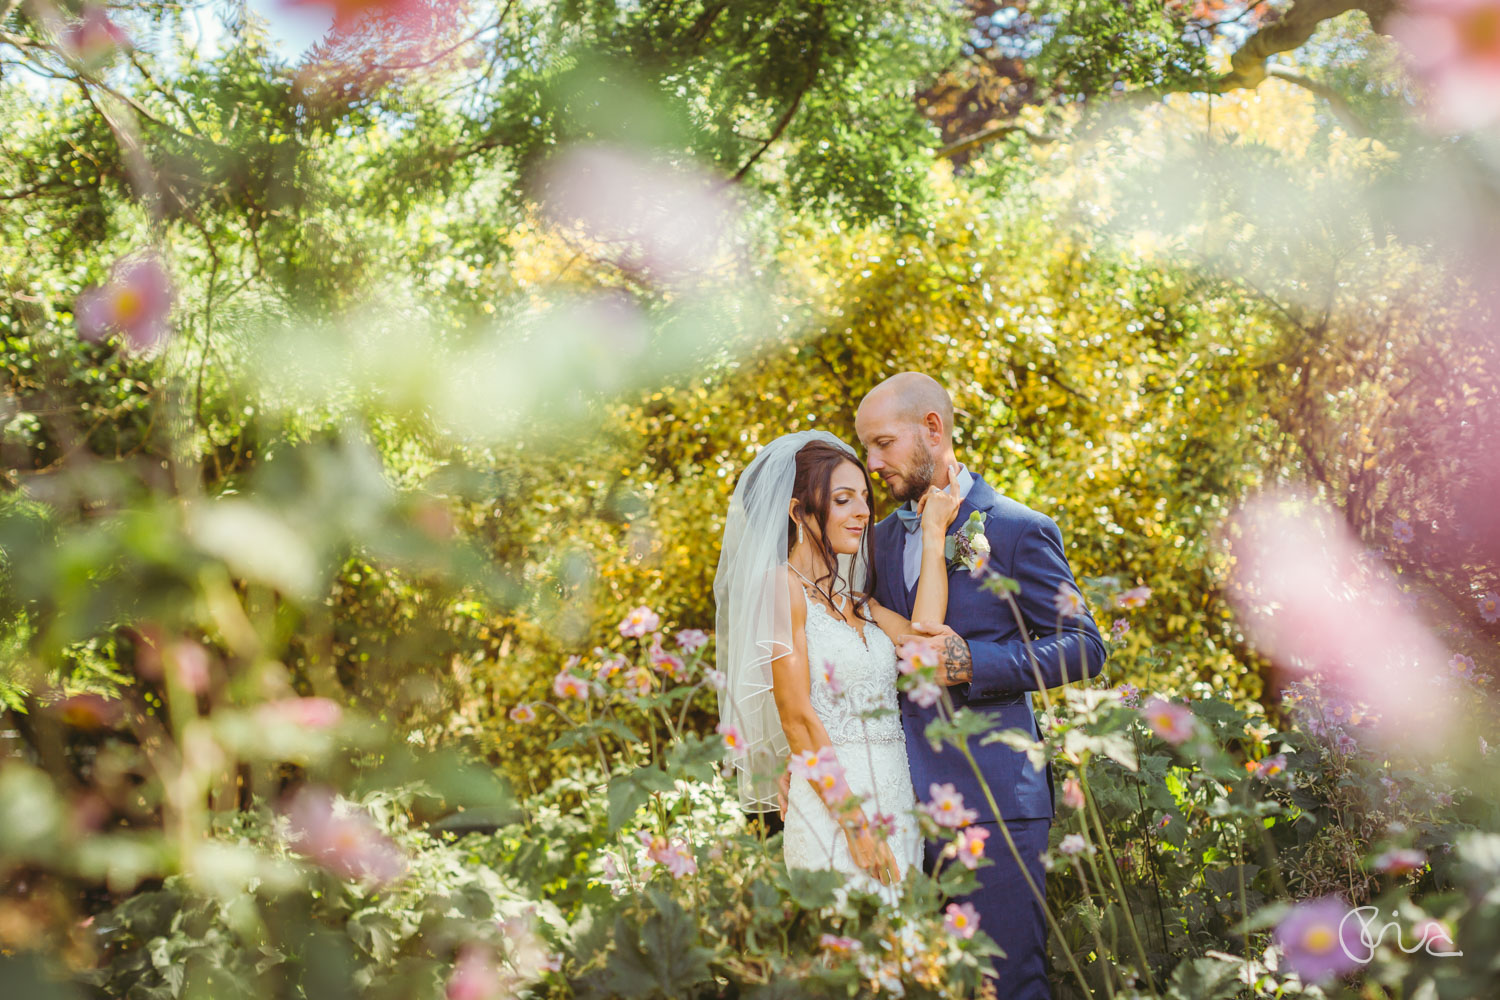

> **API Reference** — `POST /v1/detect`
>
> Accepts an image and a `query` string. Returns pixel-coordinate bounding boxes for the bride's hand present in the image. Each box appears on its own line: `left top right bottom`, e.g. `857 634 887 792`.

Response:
916 466 962 536
846 824 901 886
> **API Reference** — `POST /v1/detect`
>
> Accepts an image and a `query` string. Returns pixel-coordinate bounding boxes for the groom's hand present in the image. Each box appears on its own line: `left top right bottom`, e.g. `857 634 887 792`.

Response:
902 622 973 687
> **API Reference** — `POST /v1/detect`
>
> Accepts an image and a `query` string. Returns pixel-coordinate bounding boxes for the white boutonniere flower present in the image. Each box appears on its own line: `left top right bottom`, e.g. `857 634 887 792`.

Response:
944 510 990 576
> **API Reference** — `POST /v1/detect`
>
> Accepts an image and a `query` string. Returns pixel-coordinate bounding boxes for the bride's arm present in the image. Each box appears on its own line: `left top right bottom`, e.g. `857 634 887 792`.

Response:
871 486 961 641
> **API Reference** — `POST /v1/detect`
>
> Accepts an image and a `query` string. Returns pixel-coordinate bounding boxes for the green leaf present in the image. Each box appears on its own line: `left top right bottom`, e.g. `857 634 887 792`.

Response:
607 773 650 834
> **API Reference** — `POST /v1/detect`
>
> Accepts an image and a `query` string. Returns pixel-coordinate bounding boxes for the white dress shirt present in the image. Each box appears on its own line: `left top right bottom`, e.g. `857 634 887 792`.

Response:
901 464 974 591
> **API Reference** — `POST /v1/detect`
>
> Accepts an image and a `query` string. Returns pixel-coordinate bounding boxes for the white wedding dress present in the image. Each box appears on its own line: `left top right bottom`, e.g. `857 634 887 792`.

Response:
783 591 924 895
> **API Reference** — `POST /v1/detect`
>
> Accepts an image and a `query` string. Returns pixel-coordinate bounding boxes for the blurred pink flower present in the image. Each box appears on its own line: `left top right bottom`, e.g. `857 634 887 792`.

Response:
623 665 653 697
446 944 505 1000
869 811 898 838
1110 617 1131 641
819 933 861 955
618 606 660 638
1273 896 1362 982
1479 591 1499 623
282 786 406 884
717 722 746 758
704 668 727 690
540 145 738 287
1052 585 1085 619
596 655 626 681
167 641 211 694
259 696 343 729
1061 777 1085 810
1373 847 1427 875
551 671 589 702
509 704 536 724
51 693 124 731
907 679 942 708
896 639 937 674
76 253 173 353
1141 697 1195 745
1388 0 1500 131
62 8 130 67
820 660 843 696
1248 753 1288 780
651 651 686 679
675 629 708 652
1058 833 1090 857
636 830 697 878
944 901 980 939
1448 652 1480 684
1226 492 1454 743
922 782 978 828
1116 586 1152 609
812 760 853 807
789 747 825 780
955 825 990 869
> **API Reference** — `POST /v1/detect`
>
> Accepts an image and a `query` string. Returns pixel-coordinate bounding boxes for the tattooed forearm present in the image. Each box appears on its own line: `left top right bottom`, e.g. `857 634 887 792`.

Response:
938 635 972 686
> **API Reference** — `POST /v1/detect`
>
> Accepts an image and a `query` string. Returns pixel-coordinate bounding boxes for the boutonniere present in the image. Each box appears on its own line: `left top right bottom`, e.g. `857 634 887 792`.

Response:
944 510 990 576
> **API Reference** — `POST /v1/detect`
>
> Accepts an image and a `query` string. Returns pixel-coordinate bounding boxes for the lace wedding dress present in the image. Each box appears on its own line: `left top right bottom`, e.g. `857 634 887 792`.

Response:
783 590 924 895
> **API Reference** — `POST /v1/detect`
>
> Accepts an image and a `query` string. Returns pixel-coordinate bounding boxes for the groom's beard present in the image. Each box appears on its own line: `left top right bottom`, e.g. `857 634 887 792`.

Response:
890 448 937 503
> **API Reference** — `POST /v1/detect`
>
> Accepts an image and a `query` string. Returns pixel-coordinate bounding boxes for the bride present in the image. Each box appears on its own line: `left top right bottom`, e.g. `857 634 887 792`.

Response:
714 430 959 891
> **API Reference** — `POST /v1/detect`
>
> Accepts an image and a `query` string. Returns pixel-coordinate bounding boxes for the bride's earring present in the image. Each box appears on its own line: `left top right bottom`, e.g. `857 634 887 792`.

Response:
797 521 804 546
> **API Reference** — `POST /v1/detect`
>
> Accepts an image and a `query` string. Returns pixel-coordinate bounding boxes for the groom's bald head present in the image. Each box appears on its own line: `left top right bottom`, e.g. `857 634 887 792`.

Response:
857 372 954 444
855 372 955 502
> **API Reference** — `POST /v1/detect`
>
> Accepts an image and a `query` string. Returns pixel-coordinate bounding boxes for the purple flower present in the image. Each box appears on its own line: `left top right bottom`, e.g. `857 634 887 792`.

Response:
1392 518 1415 544
617 606 660 638
908 680 942 708
675 628 708 652
1111 617 1131 641
76 253 174 352
552 671 589 702
922 782 978 828
944 901 979 939
705 668 727 690
869 812 897 838
281 787 407 885
637 830 697 878
1478 591 1499 624
1273 897 1363 982
1116 682 1140 708
1141 697 1195 745
1448 652 1481 684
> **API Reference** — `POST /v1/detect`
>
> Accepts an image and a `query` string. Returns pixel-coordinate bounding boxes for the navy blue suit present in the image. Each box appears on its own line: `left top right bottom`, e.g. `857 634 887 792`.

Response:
873 475 1106 999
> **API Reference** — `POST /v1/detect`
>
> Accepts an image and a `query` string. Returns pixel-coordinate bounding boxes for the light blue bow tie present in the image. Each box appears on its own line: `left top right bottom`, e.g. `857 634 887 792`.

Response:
895 506 923 533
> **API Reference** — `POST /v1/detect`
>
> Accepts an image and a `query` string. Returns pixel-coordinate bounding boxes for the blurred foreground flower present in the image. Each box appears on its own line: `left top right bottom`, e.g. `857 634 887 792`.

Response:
1052 585 1084 618
1373 847 1427 875
282 786 407 884
257 696 342 729
618 606 660 638
1479 591 1499 623
1227 492 1454 744
1115 586 1151 609
1061 776 1085 809
944 902 979 939
636 830 696 878
1058 833 1091 857
675 628 708 652
49 693 124 731
922 782 978 828
1389 0 1500 132
508 704 536 724
717 722 745 758
76 253 173 352
1273 896 1362 982
446 944 509 1000
62 7 130 67
819 933 861 955
954 825 989 868
1141 697 1194 745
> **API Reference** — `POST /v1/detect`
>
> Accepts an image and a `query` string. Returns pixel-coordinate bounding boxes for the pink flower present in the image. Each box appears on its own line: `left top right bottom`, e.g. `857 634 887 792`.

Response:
1110 618 1131 641
705 668 727 690
1248 754 1287 780
258 697 342 729
1273 897 1362 982
675 629 708 652
789 747 826 780
1448 653 1480 684
717 722 746 758
1116 586 1152 609
1061 777 1085 810
623 666 653 697
617 605 661 639
1141 697 1195 745
76 253 173 353
1052 585 1084 619
652 651 686 679
820 660 843 696
907 679 942 708
1388 0 1500 131
1479 591 1499 624
955 826 990 869
281 787 406 884
896 639 937 674
1373 848 1427 875
812 760 853 807
167 641 211 694
637 830 697 878
1116 682 1141 708
869 812 898 838
944 901 980 939
819 933 861 955
509 704 536 724
552 671 589 701
1058 833 1090 856
446 945 504 1000
1392 518 1416 544
922 782 978 828
62 7 130 67
596 656 625 681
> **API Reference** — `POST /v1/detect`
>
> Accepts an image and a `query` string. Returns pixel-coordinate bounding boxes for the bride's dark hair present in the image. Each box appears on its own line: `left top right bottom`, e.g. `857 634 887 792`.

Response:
789 441 879 622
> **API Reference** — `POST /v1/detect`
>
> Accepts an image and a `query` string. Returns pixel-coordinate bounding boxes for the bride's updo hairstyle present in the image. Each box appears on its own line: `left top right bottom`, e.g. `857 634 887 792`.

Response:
788 441 879 623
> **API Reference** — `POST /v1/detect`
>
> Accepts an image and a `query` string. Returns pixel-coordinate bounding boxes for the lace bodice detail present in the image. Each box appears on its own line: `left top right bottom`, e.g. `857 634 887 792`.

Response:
803 598 904 745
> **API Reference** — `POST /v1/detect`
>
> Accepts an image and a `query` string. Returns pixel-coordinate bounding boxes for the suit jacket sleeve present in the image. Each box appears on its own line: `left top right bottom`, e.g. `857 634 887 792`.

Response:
965 514 1107 701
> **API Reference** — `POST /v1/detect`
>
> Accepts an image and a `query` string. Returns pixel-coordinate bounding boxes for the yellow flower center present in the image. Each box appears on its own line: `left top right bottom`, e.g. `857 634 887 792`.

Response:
953 914 968 929
1461 9 1500 58
110 286 145 326
1302 925 1335 953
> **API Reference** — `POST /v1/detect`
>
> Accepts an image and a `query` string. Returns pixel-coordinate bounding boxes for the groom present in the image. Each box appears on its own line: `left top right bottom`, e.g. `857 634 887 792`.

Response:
856 372 1106 1000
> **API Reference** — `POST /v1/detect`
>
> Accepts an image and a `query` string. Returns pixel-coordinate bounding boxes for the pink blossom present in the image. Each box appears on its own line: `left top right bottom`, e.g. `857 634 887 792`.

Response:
1116 682 1141 708
62 8 130 67
944 901 980 939
552 671 589 702
1115 586 1152 609
623 666 653 697
1052 585 1084 619
1479 591 1499 624
509 704 536 724
1388 0 1500 131
1448 653 1481 684
637 830 697 878
617 606 661 638
820 660 843 696
907 679 942 708
1226 492 1455 744
1058 833 1090 857
76 253 173 353
596 655 626 681
167 641 211 694
922 782 978 828
1110 618 1131 641
258 697 342 729
819 933 861 955
281 787 406 884
717 722 746 758
896 639 937 674
1273 897 1362 982
446 944 504 1000
652 651 686 679
1373 848 1427 875
812 759 853 807
1141 697 1195 745
789 747 826 780
1248 754 1287 780
704 668 727 690
675 629 708 652
869 812 898 838
1061 777 1085 810
955 826 990 869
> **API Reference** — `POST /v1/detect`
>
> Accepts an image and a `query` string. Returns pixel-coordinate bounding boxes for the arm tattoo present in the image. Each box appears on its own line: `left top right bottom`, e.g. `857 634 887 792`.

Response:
939 635 972 686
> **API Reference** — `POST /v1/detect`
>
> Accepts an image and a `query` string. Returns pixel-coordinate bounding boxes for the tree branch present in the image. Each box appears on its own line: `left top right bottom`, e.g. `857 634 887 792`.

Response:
1265 66 1370 135
935 122 1058 160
